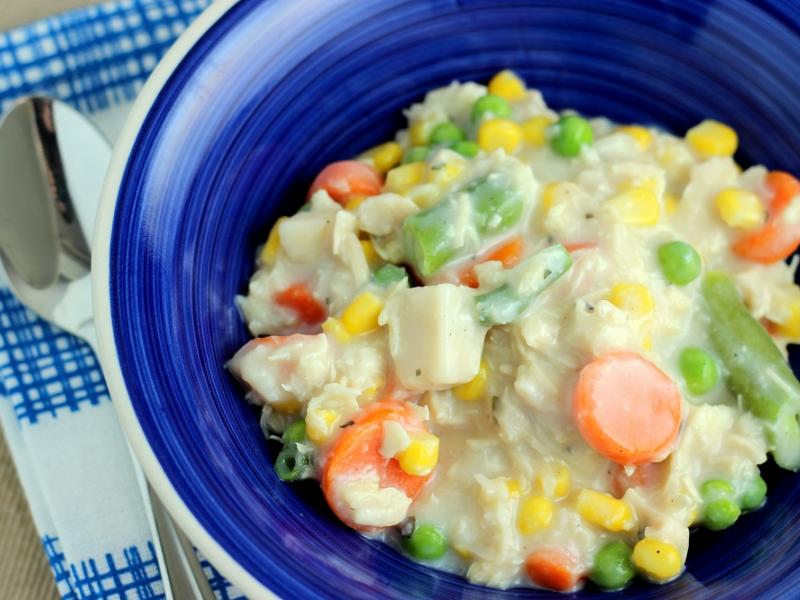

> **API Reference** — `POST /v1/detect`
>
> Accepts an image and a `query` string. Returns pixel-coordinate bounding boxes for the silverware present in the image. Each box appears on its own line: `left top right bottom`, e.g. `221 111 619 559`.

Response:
0 96 215 600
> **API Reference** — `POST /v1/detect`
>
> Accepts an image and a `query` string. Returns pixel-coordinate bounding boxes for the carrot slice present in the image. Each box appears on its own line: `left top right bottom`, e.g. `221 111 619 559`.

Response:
458 237 525 288
573 352 681 465
563 241 596 253
525 548 581 592
308 160 383 204
273 283 327 326
354 399 422 426
321 401 431 531
733 171 800 263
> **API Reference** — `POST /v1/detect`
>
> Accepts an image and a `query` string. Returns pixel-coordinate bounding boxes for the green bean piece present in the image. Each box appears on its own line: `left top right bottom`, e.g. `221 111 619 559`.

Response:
403 200 463 277
474 244 572 325
468 175 525 236
702 272 800 470
274 442 312 481
282 420 307 444
373 264 408 286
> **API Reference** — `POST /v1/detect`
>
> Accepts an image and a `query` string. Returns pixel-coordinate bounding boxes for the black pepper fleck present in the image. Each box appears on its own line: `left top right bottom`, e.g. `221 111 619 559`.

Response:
416 368 422 376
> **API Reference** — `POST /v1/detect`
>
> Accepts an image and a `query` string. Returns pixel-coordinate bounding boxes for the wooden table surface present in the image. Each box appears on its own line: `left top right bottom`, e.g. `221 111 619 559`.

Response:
1 5 95 598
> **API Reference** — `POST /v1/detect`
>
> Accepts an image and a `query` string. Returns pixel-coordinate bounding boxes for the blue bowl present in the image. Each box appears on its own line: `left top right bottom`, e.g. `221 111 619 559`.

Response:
94 0 800 598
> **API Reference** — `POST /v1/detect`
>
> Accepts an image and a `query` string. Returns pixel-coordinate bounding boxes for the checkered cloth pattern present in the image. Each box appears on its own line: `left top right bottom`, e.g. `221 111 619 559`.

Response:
0 2 247 598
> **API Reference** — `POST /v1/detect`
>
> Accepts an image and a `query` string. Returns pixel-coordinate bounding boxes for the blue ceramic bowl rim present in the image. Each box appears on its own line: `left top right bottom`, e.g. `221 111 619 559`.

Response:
91 1 274 597
92 1 800 598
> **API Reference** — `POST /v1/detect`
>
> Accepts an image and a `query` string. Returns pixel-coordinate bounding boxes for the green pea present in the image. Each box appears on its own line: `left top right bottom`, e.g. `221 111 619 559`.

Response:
373 264 408 286
740 474 767 510
468 175 524 235
550 115 594 157
703 498 741 530
403 524 447 560
590 541 635 590
282 420 307 444
429 121 466 146
403 146 430 164
471 94 512 122
701 479 736 501
657 241 702 285
679 347 720 395
452 140 479 158
274 442 312 481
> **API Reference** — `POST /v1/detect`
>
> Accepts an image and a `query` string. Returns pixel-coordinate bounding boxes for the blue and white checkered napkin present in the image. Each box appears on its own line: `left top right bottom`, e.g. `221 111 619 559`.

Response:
0 2 246 598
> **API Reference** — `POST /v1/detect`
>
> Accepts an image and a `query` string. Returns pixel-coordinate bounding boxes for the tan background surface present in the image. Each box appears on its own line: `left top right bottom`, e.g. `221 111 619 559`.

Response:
1 5 95 599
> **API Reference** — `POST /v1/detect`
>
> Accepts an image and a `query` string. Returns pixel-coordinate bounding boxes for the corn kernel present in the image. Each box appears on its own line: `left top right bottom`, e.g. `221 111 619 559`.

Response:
505 478 522 497
361 141 403 173
576 489 635 531
340 292 384 335
608 283 655 317
477 118 523 153
344 194 368 211
488 69 527 102
686 119 738 158
396 432 439 476
607 186 660 226
453 544 473 559
322 317 352 343
777 297 800 339
664 193 679 216
407 183 441 208
714 188 765 229
540 182 561 212
517 495 554 534
618 125 653 150
385 162 426 195
306 408 339 443
642 333 653 352
534 462 570 498
271 397 302 413
360 384 380 401
360 239 380 267
260 216 287 265
521 115 555 147
453 360 488 401
632 538 683 582
409 121 433 146
427 160 464 188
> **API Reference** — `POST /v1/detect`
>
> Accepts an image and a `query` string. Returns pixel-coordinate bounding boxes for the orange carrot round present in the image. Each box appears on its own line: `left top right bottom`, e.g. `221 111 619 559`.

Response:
308 160 383 204
733 171 800 263
273 283 327 325
321 401 430 531
525 548 581 592
573 352 681 465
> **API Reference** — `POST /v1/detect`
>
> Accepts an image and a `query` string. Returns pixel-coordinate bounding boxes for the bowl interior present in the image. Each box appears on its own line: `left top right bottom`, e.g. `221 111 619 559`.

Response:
109 0 800 597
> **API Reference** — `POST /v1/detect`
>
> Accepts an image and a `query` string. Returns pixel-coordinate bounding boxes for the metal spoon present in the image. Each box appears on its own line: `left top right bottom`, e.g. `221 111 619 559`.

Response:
0 97 215 600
